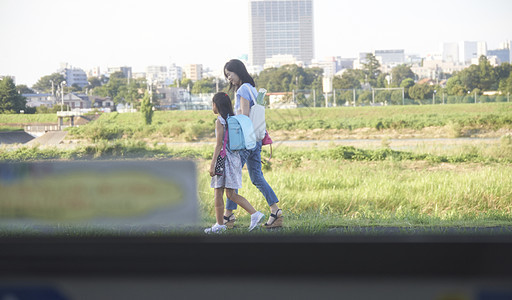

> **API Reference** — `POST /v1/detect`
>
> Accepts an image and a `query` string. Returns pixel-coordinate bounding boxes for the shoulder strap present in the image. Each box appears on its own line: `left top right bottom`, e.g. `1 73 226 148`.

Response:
220 119 228 156
244 84 258 104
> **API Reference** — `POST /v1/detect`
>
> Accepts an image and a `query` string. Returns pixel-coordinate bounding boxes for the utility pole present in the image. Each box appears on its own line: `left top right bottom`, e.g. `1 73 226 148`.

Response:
60 81 66 112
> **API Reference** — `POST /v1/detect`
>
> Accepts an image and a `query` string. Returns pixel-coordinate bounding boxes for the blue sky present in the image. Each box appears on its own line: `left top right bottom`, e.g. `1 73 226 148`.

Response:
1 0 511 86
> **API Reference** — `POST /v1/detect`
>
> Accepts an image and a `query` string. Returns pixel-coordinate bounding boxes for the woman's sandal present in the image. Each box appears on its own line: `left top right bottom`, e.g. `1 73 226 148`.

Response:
223 213 236 229
263 209 283 228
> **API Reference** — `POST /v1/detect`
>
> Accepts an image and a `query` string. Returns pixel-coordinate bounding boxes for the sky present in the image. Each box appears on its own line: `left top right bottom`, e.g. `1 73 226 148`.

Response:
1 0 511 86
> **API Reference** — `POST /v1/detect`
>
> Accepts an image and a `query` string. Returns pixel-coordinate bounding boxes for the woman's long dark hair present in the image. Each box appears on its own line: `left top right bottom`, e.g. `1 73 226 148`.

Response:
224 59 255 92
212 92 234 121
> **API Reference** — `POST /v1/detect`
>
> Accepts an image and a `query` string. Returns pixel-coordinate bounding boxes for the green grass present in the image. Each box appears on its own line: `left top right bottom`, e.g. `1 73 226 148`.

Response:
266 103 512 131
0 113 57 124
0 126 24 132
1 102 512 235
2 102 502 142
1 141 500 231
197 159 512 229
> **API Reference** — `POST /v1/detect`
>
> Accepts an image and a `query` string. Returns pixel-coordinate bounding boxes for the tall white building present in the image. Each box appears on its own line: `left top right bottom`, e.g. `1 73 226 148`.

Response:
146 66 169 85
87 66 101 78
107 66 132 79
249 0 314 66
59 63 88 88
443 42 459 62
168 64 182 85
374 49 405 66
459 41 487 64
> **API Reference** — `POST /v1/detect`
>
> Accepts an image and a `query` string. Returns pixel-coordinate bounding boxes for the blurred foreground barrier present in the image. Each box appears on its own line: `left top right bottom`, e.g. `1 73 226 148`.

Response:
0 160 198 233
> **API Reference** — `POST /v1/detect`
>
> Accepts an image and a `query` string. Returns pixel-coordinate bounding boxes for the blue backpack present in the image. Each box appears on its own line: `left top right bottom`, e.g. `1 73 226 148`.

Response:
227 114 256 151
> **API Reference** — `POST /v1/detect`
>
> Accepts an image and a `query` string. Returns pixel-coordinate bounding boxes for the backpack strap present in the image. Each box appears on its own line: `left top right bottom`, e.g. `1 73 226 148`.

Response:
220 118 228 157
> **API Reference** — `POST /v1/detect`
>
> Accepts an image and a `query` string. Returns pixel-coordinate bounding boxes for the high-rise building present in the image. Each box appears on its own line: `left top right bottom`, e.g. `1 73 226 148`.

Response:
374 49 405 66
249 0 314 66
442 42 459 63
459 41 487 64
487 49 510 65
59 63 88 88
146 66 168 85
183 64 203 82
168 64 182 85
107 66 132 79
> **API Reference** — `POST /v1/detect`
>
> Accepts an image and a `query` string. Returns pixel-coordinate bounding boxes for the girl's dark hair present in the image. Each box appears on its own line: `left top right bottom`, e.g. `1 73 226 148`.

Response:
212 92 234 121
224 59 255 92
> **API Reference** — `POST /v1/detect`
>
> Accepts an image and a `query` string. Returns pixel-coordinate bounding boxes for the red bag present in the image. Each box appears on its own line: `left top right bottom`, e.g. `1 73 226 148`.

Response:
262 130 273 145
261 130 273 162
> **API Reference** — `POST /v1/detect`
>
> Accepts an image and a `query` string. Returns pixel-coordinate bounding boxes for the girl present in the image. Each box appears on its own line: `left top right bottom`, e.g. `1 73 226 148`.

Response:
205 92 264 234
223 59 283 229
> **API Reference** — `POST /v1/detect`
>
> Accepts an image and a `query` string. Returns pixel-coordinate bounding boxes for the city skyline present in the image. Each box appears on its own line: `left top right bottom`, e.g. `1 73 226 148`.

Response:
1 0 511 86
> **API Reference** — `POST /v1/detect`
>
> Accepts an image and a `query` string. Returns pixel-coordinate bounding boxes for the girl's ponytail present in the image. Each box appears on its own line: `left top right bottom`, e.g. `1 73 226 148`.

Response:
212 92 234 121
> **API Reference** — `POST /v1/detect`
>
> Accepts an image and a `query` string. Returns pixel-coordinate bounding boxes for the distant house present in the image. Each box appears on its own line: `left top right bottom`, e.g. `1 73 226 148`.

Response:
22 93 57 108
417 78 435 86
154 87 189 110
89 96 114 109
62 93 91 109
267 92 297 109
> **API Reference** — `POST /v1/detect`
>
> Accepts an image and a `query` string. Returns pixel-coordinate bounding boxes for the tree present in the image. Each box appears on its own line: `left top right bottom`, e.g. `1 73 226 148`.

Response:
445 75 465 96
477 56 496 91
0 77 27 113
458 65 480 92
16 84 34 94
400 78 415 99
87 77 102 89
409 83 434 102
255 65 323 93
191 77 222 94
140 91 153 125
362 53 381 87
32 73 66 93
93 72 126 103
333 69 362 89
391 65 415 87
505 72 512 95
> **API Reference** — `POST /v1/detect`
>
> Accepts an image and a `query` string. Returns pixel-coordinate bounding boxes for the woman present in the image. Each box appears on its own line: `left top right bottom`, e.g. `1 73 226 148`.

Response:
223 59 283 228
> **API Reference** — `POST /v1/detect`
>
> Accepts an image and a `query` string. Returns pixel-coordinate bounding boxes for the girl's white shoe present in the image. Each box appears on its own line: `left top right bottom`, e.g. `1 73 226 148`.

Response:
204 223 227 234
249 211 265 231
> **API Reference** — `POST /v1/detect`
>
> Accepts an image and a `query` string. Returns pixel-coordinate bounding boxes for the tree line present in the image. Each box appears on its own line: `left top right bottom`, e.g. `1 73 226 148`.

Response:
2 53 511 113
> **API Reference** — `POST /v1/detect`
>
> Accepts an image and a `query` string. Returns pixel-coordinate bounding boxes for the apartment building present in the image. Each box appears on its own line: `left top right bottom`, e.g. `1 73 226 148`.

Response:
249 0 314 66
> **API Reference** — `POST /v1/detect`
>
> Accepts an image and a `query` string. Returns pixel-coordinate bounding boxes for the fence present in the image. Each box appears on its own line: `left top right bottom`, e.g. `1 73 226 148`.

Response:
151 90 511 111
269 89 511 108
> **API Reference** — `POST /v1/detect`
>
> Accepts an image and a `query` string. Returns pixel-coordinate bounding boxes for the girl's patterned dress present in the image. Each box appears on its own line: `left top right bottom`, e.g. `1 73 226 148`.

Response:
211 116 242 189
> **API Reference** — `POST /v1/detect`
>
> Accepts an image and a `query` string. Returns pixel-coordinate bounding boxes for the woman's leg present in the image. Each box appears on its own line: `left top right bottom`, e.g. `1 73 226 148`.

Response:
225 189 256 215
246 141 279 207
246 141 281 224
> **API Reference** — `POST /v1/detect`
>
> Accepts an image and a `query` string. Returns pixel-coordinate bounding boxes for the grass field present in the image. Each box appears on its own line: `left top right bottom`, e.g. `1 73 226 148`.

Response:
1 139 511 234
2 102 510 142
1 103 511 235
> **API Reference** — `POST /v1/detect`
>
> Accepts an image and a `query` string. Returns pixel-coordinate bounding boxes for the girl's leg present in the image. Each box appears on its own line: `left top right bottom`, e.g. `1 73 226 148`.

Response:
214 188 225 225
224 149 249 213
225 189 256 215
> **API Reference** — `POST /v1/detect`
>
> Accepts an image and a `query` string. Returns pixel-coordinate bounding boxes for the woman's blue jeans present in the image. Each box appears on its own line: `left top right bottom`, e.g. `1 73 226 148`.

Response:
225 141 279 210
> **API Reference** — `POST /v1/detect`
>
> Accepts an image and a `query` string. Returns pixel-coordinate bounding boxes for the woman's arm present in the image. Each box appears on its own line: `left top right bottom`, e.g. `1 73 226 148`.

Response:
239 97 250 117
209 119 225 177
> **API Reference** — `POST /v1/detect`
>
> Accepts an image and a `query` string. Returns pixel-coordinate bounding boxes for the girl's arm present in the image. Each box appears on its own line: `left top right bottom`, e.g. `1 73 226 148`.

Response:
239 97 250 117
209 119 225 177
